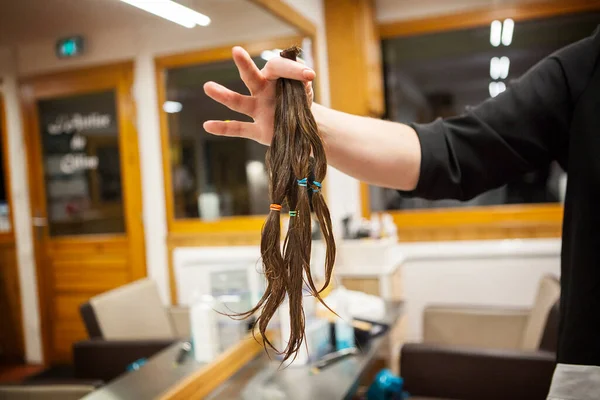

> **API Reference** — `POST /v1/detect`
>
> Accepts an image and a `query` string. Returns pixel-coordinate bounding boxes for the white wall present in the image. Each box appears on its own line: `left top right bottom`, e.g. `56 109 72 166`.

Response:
0 47 42 363
396 238 561 342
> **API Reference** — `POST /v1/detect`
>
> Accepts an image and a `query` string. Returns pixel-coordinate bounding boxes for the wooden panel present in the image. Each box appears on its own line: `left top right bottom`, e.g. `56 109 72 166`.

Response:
46 236 129 255
52 263 129 293
388 204 563 242
0 241 24 363
54 294 96 322
52 322 88 361
324 0 384 117
156 36 304 70
379 0 600 39
248 0 316 36
0 96 21 363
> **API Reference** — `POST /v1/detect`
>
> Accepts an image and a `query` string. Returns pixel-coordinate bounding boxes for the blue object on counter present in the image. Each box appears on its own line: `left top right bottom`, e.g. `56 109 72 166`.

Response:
126 358 147 372
366 369 408 400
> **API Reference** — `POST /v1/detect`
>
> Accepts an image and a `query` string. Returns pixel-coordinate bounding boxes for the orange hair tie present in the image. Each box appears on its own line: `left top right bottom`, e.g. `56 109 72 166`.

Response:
269 204 282 211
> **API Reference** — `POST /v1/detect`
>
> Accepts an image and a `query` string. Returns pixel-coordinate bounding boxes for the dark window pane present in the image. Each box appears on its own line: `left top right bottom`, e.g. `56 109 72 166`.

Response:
166 58 269 220
0 111 9 232
37 90 125 236
371 12 599 212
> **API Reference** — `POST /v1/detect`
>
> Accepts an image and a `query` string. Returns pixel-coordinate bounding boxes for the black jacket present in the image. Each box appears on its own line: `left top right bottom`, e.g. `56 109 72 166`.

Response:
407 26 600 366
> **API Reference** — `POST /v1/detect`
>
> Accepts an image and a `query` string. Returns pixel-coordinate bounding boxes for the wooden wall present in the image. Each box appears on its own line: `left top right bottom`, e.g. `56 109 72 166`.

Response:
0 239 24 364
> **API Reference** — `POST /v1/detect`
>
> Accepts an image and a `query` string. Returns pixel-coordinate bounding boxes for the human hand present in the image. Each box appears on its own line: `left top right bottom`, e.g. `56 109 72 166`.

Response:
203 46 316 145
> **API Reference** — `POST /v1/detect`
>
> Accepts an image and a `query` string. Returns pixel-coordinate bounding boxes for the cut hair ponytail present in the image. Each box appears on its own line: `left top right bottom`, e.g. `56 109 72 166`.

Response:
234 46 336 362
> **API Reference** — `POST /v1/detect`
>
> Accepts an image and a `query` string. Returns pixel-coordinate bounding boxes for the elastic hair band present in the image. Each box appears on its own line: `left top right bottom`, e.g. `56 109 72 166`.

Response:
289 210 298 217
297 178 308 187
312 180 322 193
270 204 282 211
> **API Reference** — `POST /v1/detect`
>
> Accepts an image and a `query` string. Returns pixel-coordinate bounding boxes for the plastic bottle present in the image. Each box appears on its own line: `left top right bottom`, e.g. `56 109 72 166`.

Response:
334 287 356 350
190 293 219 362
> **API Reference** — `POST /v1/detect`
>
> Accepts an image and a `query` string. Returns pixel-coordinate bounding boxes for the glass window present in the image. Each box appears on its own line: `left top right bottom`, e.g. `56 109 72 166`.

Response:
165 58 270 220
0 109 9 233
37 91 125 236
371 12 600 213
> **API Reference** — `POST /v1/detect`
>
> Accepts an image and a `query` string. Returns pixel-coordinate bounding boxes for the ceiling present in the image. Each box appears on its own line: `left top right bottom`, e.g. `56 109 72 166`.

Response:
0 0 293 46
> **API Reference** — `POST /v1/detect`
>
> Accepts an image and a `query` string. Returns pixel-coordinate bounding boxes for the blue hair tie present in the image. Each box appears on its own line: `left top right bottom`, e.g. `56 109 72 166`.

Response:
289 210 298 217
312 180 322 193
297 178 308 187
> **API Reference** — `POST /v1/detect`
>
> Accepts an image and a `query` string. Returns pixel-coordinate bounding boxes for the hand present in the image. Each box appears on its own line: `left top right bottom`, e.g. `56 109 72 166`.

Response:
203 46 316 145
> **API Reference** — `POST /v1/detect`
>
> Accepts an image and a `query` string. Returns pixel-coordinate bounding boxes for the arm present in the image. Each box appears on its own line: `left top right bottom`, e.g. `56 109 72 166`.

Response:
203 47 421 190
311 103 421 189
204 32 598 195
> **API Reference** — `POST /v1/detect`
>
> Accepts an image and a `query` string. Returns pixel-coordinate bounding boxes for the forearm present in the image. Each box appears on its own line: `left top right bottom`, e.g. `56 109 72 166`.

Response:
311 103 421 190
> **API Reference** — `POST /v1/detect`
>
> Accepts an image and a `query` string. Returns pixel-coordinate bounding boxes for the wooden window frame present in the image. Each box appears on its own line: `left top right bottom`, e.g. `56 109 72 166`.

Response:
363 0 600 241
0 94 15 243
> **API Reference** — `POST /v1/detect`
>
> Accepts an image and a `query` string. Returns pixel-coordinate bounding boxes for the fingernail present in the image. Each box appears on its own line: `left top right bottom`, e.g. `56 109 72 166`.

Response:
303 69 316 80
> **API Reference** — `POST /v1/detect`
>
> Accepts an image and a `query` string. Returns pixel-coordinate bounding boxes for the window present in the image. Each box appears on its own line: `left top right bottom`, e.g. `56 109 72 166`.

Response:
37 91 125 236
370 12 599 213
0 99 10 233
164 58 270 221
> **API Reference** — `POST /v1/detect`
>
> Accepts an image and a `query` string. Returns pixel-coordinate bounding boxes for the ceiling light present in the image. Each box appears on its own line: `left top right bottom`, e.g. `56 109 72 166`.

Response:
490 56 510 80
260 49 283 61
490 20 502 47
163 101 183 113
490 57 500 79
120 0 210 28
502 19 514 46
489 81 507 98
499 56 510 79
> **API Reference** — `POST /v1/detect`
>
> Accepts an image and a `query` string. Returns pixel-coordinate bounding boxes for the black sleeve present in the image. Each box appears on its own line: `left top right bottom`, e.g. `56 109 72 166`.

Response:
406 27 600 201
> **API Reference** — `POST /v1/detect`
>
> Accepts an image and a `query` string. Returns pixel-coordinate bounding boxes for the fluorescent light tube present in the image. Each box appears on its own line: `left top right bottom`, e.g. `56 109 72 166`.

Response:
490 20 501 47
502 19 514 46
120 0 210 28
163 101 183 113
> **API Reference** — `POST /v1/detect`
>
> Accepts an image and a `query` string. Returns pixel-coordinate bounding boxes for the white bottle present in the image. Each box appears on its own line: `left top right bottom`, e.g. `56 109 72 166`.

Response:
382 213 398 241
370 214 381 239
190 293 219 362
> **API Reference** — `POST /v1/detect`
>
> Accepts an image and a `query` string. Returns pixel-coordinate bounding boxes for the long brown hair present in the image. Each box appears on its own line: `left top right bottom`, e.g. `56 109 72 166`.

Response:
236 46 336 362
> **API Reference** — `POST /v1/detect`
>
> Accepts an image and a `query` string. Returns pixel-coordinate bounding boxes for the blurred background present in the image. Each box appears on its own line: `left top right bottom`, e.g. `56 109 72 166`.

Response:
0 1 597 399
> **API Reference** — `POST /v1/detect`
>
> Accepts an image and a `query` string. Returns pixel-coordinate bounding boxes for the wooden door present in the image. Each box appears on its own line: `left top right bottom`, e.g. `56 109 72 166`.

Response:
0 96 24 364
21 63 146 363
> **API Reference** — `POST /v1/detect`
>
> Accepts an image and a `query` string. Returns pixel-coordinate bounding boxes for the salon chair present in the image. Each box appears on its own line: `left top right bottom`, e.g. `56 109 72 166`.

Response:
73 279 190 382
401 274 560 400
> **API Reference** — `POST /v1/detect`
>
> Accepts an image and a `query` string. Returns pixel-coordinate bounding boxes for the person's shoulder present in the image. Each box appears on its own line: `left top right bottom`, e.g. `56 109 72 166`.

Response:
550 25 600 67
547 25 600 102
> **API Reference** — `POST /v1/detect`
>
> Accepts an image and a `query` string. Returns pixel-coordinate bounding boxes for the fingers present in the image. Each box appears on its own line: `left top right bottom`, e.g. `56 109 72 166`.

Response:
261 56 315 82
204 81 256 117
232 46 265 94
203 120 259 141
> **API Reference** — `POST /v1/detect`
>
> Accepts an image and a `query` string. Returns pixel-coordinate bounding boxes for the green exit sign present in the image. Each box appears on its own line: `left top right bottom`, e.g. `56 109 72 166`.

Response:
56 36 84 58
